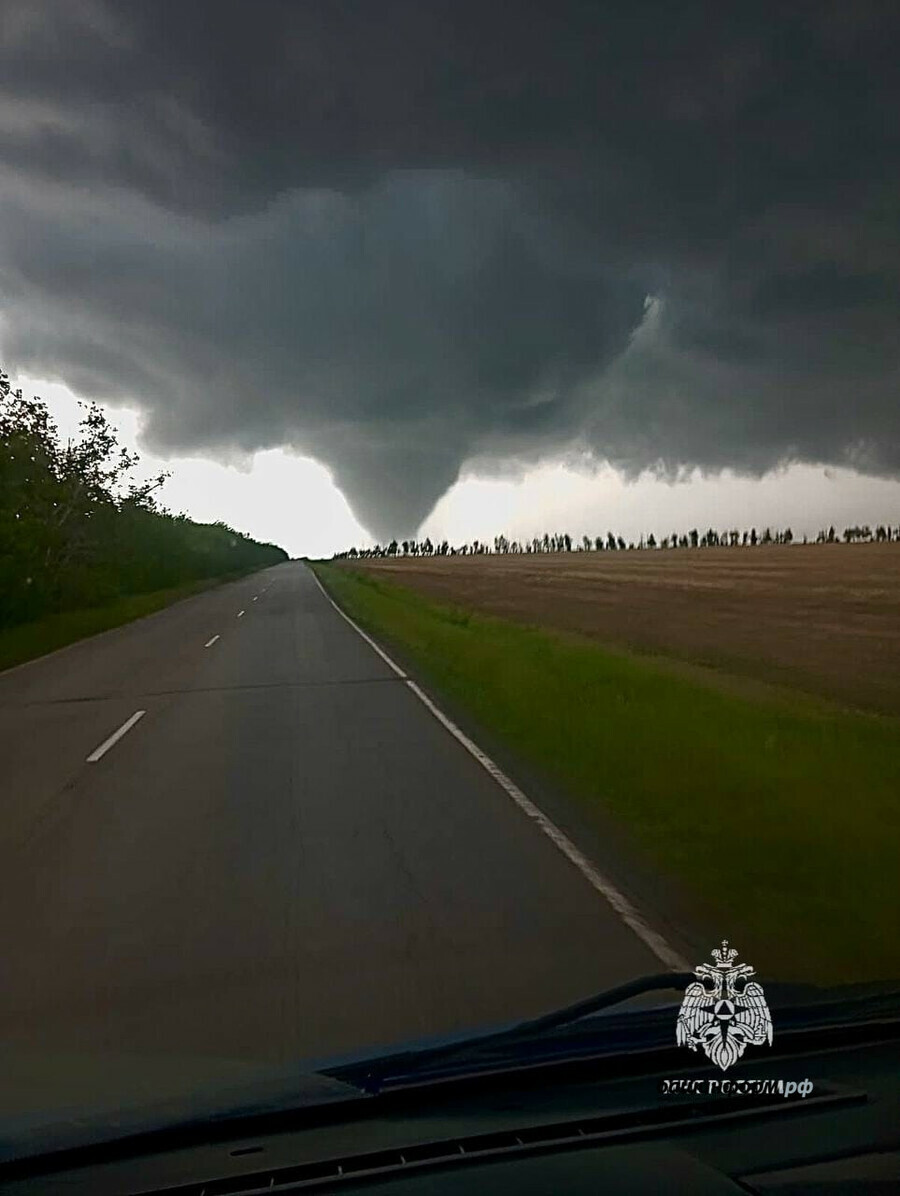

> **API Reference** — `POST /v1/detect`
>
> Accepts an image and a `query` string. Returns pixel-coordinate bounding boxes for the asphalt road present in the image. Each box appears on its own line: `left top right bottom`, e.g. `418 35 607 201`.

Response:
0 562 672 1089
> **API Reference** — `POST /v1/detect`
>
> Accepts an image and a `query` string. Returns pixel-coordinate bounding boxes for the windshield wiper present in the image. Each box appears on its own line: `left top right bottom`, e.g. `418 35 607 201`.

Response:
486 972 695 1038
329 973 900 1094
331 972 693 1091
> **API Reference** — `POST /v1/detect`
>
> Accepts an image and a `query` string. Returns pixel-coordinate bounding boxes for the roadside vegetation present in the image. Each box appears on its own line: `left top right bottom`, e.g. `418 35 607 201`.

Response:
313 562 900 986
0 367 286 663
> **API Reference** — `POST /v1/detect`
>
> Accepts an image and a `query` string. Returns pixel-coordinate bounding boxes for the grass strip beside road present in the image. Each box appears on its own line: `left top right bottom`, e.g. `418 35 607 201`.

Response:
0 576 240 673
313 562 900 985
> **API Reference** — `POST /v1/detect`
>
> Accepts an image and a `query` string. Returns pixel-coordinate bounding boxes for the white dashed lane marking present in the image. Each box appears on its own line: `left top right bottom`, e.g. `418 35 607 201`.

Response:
86 710 146 763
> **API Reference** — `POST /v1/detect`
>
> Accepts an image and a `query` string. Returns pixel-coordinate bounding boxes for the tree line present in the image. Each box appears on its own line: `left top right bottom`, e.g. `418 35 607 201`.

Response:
0 369 287 628
334 521 900 560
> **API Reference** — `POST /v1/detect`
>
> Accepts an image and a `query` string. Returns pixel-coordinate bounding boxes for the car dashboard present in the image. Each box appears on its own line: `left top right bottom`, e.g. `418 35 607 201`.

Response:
2 1019 899 1194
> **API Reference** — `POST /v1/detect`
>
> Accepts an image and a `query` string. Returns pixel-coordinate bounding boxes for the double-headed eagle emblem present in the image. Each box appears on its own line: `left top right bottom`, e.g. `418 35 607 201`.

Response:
676 941 773 1071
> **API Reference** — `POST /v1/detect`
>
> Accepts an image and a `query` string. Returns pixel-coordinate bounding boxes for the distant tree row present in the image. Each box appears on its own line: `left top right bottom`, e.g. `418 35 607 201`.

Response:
333 522 900 560
833 524 896 543
0 369 287 628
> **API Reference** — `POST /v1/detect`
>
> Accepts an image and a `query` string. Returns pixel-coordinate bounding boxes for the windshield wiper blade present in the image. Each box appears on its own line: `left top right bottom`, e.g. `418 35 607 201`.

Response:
492 972 695 1038
330 975 900 1094
331 972 694 1091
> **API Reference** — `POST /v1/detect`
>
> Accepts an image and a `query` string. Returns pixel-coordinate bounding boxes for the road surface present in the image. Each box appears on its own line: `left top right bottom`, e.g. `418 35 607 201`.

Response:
0 562 678 1100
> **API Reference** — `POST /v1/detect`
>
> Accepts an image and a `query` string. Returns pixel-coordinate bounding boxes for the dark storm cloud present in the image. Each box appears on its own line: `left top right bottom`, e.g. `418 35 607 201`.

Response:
1 1 898 536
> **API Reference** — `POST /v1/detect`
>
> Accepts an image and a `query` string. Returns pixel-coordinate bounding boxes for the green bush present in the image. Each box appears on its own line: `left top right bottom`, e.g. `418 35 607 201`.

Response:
0 367 286 628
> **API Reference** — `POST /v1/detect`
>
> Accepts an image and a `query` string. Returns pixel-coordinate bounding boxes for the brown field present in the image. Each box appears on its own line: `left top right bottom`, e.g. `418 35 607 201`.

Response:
345 543 900 715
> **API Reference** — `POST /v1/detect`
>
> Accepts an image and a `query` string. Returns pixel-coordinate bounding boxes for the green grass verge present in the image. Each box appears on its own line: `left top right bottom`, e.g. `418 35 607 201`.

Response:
0 575 243 673
313 562 900 985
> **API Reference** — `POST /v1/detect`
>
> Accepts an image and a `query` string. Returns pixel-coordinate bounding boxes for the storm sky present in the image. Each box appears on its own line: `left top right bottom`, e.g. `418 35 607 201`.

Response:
2 1 899 542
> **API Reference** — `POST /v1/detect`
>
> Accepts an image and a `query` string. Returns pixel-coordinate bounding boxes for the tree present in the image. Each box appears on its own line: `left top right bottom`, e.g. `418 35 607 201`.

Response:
0 368 286 627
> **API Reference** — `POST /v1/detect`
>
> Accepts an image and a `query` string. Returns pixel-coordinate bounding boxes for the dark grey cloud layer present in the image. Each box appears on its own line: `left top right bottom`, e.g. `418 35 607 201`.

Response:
1 0 898 536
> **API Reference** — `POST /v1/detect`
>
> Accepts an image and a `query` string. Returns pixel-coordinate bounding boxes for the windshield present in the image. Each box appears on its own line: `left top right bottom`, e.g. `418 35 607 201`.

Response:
1 0 899 1158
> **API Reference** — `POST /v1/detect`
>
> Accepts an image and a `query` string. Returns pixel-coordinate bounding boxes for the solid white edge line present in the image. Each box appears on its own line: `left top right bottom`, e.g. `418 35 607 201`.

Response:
86 710 146 763
204 635 220 648
307 564 688 971
308 567 407 679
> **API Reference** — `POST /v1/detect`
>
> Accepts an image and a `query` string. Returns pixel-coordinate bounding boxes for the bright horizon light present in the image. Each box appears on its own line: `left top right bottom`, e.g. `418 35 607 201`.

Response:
20 372 900 559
